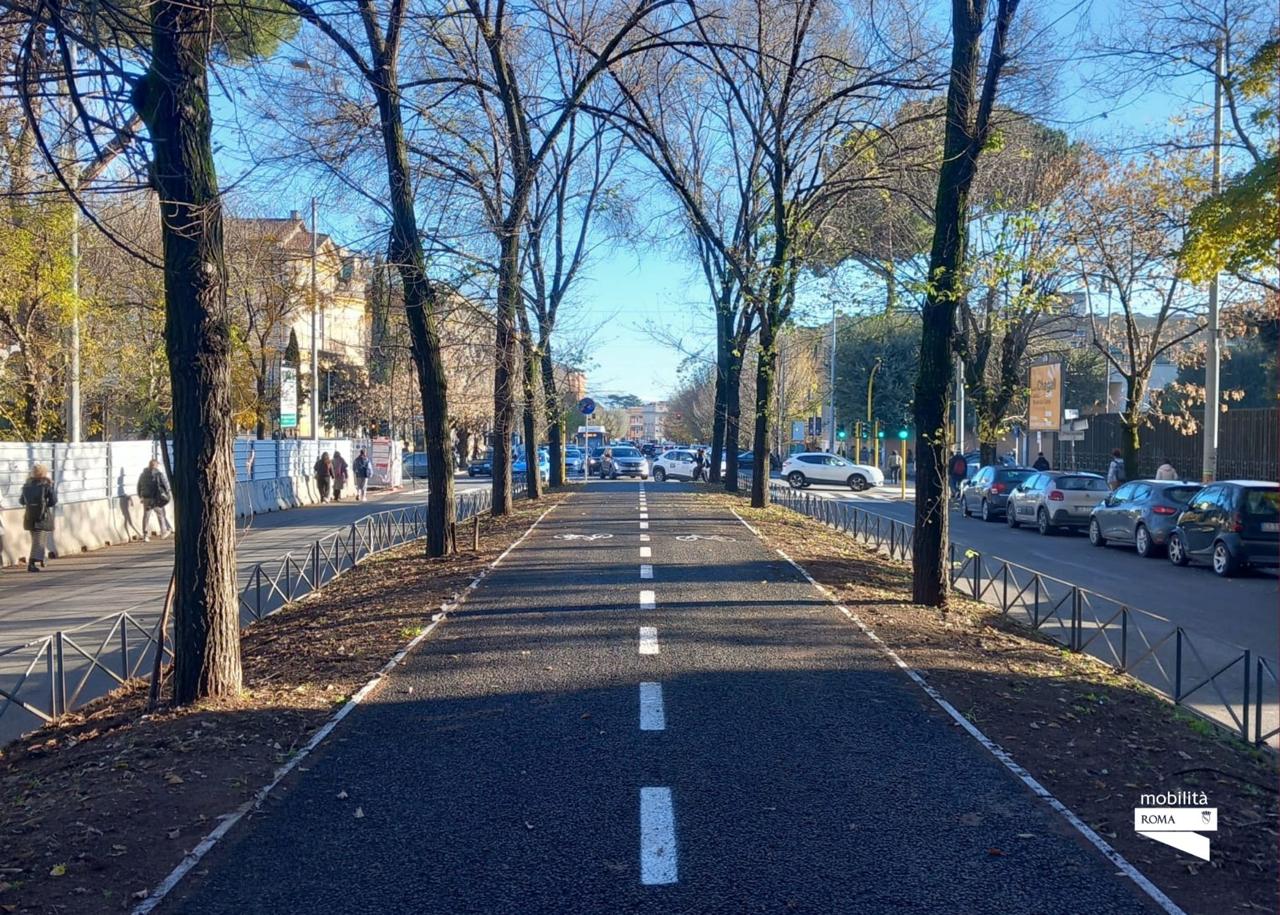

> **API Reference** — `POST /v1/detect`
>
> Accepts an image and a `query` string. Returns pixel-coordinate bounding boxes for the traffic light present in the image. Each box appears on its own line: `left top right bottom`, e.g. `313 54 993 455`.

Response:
837 424 847 441
898 429 909 440
876 429 885 439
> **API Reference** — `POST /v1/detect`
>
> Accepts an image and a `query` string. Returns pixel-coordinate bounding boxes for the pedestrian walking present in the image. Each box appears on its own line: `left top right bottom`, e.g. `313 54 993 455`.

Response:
693 448 707 483
315 452 333 502
1032 451 1050 471
1155 459 1178 481
1106 448 1126 491
332 451 349 502
888 450 901 483
19 464 56 573
353 448 371 501
948 451 968 499
136 458 173 542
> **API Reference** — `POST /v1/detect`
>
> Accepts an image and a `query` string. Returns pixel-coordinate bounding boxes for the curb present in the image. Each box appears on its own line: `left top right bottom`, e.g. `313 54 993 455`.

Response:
728 506 1186 915
132 500 560 914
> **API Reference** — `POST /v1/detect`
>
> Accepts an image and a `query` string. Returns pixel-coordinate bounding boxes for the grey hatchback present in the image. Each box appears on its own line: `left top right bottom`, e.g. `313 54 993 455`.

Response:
960 465 1035 521
1088 480 1200 557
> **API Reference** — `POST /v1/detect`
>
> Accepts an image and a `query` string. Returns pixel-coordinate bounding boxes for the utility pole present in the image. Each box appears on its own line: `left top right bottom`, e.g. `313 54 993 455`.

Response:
827 301 837 453
1201 39 1224 483
65 45 82 443
310 198 320 442
955 362 966 454
866 357 879 465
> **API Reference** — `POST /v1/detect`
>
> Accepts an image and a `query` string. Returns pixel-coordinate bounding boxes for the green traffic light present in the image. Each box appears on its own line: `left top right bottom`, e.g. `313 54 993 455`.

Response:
898 429 909 440
877 430 884 439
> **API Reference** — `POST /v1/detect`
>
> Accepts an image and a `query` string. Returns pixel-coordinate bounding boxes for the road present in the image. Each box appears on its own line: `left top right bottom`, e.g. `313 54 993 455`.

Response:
161 481 1161 914
781 480 1278 660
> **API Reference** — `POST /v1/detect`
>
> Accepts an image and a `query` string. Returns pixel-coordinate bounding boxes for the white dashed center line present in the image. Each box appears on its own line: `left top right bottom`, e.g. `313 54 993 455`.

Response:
639 787 678 884
638 627 659 654
640 546 652 558
640 565 654 580
640 512 649 519
639 588 655 607
639 682 666 730
640 521 649 530
640 534 651 542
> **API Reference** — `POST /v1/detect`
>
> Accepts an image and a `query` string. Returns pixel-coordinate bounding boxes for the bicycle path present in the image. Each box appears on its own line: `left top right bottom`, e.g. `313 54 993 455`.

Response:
160 482 1161 914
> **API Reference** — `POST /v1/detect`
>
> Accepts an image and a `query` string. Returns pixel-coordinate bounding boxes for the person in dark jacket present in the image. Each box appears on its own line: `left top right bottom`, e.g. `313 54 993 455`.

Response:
1032 451 1051 471
948 451 968 499
315 452 333 502
332 451 349 502
692 448 707 482
353 448 371 501
137 458 173 542
19 464 56 572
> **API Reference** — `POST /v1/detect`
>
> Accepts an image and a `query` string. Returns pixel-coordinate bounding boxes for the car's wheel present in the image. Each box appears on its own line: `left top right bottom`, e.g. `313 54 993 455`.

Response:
1212 540 1240 577
1135 524 1156 558
981 499 995 523
1037 508 1054 536
1006 503 1020 528
653 467 667 483
1088 518 1106 547
1167 531 1189 566
788 471 806 489
847 474 868 492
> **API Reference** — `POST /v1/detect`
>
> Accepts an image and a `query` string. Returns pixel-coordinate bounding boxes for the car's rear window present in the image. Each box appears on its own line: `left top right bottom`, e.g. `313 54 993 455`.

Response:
997 470 1033 484
1056 476 1108 491
1244 488 1280 518
1162 485 1198 504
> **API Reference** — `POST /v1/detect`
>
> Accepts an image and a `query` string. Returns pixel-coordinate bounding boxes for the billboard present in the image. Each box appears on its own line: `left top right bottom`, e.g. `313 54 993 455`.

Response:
279 365 298 429
1028 362 1062 432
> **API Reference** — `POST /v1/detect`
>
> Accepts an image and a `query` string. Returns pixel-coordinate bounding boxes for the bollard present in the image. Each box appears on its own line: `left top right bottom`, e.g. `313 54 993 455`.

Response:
473 512 480 551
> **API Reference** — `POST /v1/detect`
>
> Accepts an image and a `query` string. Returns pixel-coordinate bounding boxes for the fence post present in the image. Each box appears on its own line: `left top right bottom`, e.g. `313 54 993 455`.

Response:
971 551 981 597
255 566 263 619
120 621 129 680
1240 649 1251 741
46 639 57 719
54 631 66 718
1255 659 1264 746
1071 588 1082 651
312 540 321 590
1120 609 1128 671
1174 629 1183 702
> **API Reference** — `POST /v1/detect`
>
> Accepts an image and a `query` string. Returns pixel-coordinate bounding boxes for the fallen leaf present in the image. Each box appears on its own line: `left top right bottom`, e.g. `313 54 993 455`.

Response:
336 790 349 800
987 848 1006 857
167 829 180 840
164 773 184 786
353 807 364 819
49 864 67 877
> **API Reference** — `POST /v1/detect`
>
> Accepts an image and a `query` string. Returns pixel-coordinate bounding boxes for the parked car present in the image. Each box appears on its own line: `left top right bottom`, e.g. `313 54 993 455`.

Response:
782 452 884 491
960 465 1035 521
467 450 493 477
1005 471 1109 535
652 448 698 481
736 450 774 472
1088 480 1200 557
602 445 649 479
565 447 585 475
402 452 429 479
1167 481 1280 577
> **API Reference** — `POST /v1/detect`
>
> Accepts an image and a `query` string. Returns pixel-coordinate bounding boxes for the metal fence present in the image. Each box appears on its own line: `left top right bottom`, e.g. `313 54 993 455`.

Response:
768 482 1278 749
0 481 521 744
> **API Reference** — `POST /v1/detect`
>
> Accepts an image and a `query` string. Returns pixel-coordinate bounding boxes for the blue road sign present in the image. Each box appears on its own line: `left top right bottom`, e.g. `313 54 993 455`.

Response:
578 397 596 415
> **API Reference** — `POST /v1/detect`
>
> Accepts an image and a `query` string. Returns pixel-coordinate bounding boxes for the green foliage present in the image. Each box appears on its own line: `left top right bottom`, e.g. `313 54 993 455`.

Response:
1181 155 1278 282
834 313 920 428
213 0 299 62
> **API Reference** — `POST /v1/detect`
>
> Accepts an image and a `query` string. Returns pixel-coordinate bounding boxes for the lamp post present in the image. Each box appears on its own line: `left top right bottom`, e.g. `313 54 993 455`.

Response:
866 357 880 463
898 429 909 501
1201 39 1224 482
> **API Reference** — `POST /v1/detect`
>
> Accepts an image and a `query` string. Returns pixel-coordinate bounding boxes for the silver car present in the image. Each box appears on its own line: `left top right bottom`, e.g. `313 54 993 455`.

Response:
1088 480 1200 558
1006 471 1110 535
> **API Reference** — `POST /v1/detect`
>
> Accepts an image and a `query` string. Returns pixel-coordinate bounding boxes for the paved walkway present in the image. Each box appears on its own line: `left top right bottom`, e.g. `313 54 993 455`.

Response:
160 482 1159 914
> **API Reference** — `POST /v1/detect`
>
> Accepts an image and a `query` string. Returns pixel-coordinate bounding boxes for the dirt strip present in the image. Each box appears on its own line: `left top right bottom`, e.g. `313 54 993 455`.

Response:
710 493 1277 915
0 492 566 915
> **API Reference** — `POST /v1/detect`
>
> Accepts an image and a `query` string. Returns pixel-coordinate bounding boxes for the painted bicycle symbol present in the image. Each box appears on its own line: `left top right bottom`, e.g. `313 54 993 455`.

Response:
553 533 614 541
674 534 736 542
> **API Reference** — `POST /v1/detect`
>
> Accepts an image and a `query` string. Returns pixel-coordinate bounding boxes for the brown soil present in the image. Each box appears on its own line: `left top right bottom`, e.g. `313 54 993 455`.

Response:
0 493 564 914
712 494 1278 915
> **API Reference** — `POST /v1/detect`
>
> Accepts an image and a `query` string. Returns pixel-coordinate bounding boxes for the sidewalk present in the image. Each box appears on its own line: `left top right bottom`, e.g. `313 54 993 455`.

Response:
156 482 1161 914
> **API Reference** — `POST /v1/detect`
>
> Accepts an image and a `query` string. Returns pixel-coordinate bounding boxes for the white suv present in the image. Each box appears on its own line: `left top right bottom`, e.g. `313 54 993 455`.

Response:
652 449 699 482
782 452 884 492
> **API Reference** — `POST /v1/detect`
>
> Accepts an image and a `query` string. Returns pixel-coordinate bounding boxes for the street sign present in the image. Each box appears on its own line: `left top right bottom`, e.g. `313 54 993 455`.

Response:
578 397 596 415
1059 431 1085 442
279 365 298 429
1063 408 1080 421
791 420 805 441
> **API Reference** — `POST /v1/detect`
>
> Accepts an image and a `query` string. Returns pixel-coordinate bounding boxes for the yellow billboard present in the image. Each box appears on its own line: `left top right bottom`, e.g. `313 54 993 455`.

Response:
1028 362 1062 432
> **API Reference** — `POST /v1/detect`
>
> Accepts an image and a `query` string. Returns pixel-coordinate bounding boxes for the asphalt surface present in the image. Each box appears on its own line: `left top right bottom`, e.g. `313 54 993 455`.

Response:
162 482 1160 915
784 480 1278 660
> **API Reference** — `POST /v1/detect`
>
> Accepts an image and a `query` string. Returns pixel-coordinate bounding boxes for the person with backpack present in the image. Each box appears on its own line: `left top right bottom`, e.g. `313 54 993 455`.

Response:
332 451 349 502
948 451 968 499
353 448 371 501
315 452 333 502
1106 448 1126 491
137 458 173 542
693 448 707 483
20 464 57 572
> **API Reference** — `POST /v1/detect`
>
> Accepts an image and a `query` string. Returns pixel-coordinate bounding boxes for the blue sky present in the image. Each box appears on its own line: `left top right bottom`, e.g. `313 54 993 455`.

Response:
211 0 1216 403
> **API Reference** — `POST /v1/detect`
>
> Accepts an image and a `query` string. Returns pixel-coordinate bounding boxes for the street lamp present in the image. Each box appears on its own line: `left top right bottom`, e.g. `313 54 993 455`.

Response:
897 429 909 501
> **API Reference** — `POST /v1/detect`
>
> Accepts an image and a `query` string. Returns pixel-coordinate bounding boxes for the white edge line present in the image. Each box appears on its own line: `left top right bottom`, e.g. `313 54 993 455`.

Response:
726 506 1186 915
133 502 562 915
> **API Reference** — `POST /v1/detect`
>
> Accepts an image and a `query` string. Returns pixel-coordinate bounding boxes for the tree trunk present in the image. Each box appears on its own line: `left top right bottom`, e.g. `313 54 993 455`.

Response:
708 312 730 483
134 0 240 702
722 349 743 491
255 351 267 439
750 325 776 508
370 69 454 556
520 335 543 500
491 230 519 516
457 428 472 465
539 346 565 487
